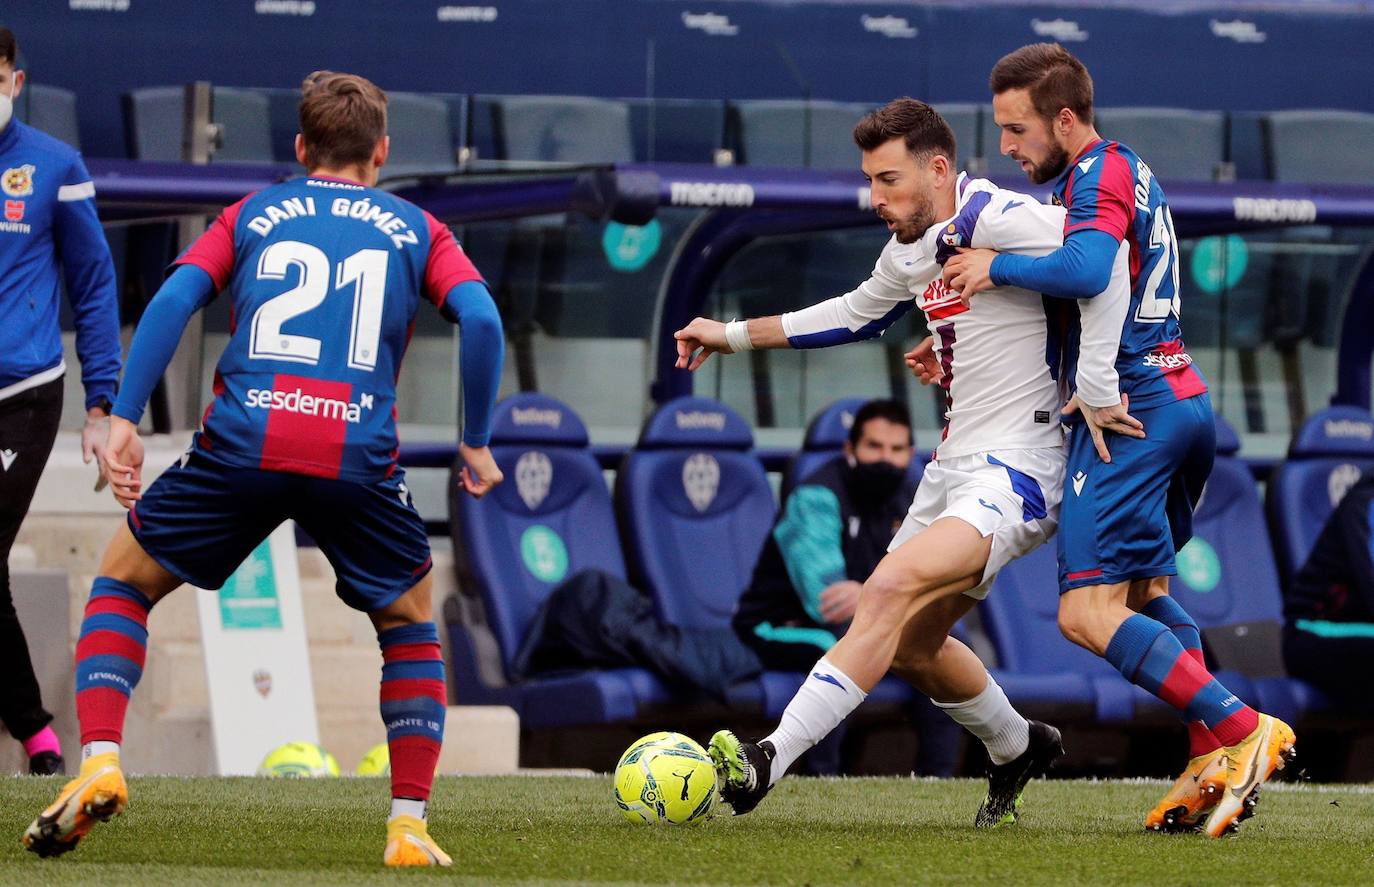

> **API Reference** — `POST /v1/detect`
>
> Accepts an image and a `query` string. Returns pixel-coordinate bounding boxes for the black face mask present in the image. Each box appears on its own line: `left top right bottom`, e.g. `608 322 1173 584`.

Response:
847 460 906 510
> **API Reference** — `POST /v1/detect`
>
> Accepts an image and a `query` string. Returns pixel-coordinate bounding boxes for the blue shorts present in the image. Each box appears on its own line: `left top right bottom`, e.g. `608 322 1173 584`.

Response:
129 448 432 612
1058 393 1214 594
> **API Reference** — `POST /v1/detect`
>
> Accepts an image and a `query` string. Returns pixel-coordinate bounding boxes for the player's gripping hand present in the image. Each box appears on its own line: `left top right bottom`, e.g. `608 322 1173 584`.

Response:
674 317 730 371
1062 392 1146 464
458 443 504 499
943 247 999 305
102 416 145 509
82 408 112 492
905 336 942 385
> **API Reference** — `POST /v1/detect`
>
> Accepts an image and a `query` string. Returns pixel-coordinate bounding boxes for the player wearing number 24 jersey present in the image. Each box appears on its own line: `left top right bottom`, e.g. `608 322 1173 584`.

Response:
945 43 1294 839
23 71 501 868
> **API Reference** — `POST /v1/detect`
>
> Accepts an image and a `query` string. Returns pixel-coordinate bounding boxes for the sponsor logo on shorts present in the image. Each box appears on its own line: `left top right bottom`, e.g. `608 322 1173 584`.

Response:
244 387 372 423
1072 470 1087 496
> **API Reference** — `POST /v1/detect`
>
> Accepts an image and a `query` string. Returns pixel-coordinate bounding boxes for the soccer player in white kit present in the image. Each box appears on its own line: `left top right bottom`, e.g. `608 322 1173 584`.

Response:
674 99 1069 826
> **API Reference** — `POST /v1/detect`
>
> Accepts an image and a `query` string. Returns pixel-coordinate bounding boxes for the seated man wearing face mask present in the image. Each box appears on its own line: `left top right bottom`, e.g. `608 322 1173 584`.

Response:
733 399 963 776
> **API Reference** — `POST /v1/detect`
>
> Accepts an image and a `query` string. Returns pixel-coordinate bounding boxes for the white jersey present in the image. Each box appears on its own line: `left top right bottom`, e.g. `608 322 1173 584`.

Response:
782 175 1068 460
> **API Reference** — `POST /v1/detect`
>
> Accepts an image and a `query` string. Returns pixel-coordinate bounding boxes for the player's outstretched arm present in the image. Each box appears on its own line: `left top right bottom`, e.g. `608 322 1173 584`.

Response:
673 316 787 371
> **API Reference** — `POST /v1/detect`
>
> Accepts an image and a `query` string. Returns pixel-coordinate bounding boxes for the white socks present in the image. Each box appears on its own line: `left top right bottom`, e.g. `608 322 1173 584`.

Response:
82 741 120 761
390 798 427 821
763 658 868 785
933 674 1029 765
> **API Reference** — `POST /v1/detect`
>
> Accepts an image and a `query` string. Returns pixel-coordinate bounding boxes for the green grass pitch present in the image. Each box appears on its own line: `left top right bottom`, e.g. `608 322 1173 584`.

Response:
2 775 1372 885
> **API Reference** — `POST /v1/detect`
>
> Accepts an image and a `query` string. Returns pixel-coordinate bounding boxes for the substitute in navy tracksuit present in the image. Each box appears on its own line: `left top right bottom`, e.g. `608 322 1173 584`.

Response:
0 28 121 774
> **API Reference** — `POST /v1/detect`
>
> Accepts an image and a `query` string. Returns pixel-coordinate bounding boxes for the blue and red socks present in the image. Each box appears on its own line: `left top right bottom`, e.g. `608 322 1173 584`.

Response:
378 623 447 811
75 577 153 749
1105 611 1259 747
1140 596 1223 758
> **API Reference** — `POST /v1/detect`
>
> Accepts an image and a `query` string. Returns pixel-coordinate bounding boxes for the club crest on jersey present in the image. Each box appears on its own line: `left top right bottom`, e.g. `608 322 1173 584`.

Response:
253 669 272 698
2 164 34 198
940 223 963 249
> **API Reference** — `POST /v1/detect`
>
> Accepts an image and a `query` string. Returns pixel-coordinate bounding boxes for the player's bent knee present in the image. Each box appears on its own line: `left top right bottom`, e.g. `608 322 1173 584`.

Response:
97 522 181 604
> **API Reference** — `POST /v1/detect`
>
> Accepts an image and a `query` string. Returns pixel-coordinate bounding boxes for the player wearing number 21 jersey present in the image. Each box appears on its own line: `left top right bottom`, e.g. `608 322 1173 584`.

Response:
23 71 502 868
178 175 480 481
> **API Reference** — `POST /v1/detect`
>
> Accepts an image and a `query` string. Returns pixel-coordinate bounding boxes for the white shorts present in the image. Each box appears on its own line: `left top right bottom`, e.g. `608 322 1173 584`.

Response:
887 446 1066 600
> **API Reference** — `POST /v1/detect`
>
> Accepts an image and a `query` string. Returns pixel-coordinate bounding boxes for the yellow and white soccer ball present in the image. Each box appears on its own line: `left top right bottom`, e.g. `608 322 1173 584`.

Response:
356 742 390 777
613 732 717 825
257 741 340 778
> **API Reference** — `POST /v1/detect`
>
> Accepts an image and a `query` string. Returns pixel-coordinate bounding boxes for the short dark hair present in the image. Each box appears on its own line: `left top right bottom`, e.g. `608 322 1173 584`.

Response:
989 43 1094 127
298 70 388 170
853 97 957 166
0 28 17 67
848 399 913 447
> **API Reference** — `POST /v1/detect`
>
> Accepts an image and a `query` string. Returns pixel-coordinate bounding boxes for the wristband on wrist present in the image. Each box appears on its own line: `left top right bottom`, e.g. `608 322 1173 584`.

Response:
725 319 754 353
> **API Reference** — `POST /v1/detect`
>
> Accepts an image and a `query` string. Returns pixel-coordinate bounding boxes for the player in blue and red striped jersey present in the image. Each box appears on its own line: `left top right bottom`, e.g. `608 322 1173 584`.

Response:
944 43 1294 838
22 71 504 867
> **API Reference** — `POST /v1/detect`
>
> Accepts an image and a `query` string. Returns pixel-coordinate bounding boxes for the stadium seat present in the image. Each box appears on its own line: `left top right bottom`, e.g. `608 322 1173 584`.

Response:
781 397 925 500
1267 405 1374 586
447 392 673 728
627 98 726 163
616 396 776 630
1093 107 1227 182
17 83 80 148
979 105 1024 183
615 396 914 715
382 92 458 177
124 86 273 163
980 543 1122 721
933 103 981 175
473 94 634 164
729 99 873 170
1161 416 1285 711
1265 110 1374 184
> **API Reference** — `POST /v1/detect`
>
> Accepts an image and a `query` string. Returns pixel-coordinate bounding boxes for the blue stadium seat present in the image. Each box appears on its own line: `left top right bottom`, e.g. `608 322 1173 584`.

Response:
729 99 873 169
473 94 634 163
616 396 776 630
627 98 726 163
447 392 672 728
1267 406 1374 586
1162 416 1279 711
124 86 273 162
980 105 1024 183
781 397 926 501
382 92 458 177
616 396 913 715
1265 110 1374 185
17 84 80 148
980 543 1120 720
933 103 980 175
1093 107 1227 182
